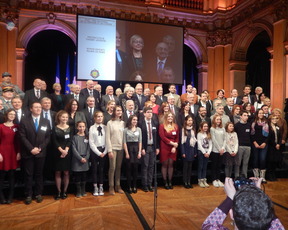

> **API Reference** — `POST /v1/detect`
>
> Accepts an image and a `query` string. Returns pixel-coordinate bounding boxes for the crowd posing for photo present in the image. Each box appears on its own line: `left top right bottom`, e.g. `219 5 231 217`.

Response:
0 72 287 215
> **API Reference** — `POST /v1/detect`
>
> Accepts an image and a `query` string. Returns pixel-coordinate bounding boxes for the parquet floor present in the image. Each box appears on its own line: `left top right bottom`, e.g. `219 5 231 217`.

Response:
0 179 287 230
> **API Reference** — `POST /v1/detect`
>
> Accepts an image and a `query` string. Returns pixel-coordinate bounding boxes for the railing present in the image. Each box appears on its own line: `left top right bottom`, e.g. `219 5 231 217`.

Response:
163 0 204 10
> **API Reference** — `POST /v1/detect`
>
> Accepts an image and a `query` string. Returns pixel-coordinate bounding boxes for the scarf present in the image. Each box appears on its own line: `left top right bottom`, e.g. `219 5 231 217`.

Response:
181 127 197 147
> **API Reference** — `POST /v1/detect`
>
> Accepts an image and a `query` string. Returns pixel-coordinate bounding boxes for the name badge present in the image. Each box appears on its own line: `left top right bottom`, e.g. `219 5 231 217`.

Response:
65 134 70 139
134 131 139 136
40 126 47 131
152 127 156 130
13 128 18 132
84 139 88 143
172 131 176 135
245 129 250 132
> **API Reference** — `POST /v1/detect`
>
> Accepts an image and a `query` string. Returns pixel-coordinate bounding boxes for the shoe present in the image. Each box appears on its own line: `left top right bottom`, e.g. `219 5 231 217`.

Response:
187 183 193 188
115 186 124 194
148 185 153 192
198 179 205 188
142 186 148 192
55 192 61 200
76 182 82 198
93 186 99 196
81 182 87 197
98 186 104 196
217 180 224 187
213 180 219 188
164 180 169 190
203 179 209 188
62 193 68 199
35 195 43 203
168 180 173 189
127 187 133 194
184 182 189 189
260 170 267 184
109 187 115 195
24 196 32 205
0 193 7 204
6 199 12 204
253 168 259 178
132 187 137 194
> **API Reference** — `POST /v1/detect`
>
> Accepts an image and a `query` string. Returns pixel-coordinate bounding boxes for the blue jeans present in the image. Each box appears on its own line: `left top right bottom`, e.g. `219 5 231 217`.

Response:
198 151 209 179
252 145 268 169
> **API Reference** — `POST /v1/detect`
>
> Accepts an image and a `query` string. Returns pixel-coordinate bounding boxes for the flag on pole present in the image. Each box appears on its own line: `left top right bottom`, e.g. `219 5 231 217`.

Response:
72 53 77 85
65 54 71 94
55 54 60 84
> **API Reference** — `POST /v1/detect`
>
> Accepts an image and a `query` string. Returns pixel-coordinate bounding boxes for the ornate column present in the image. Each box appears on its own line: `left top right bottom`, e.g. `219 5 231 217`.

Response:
197 62 208 92
16 48 26 90
271 1 288 109
206 30 232 97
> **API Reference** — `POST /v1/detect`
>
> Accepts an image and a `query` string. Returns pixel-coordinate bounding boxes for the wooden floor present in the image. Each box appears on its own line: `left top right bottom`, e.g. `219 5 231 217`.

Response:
0 179 287 230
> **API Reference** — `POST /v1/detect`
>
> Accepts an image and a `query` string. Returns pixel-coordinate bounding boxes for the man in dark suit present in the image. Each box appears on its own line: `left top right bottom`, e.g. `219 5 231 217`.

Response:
100 85 119 112
230 89 242 105
23 78 48 110
148 42 174 82
12 97 29 124
187 93 199 117
197 92 212 117
154 85 167 106
19 102 51 204
122 100 137 124
115 30 129 81
134 83 147 112
65 84 86 110
242 84 255 104
41 97 56 129
167 95 179 122
82 96 97 130
224 97 234 116
139 107 159 192
80 80 100 110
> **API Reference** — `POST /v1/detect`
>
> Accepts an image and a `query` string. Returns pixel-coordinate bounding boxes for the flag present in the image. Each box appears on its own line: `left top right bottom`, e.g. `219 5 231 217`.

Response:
55 54 60 83
65 54 71 94
72 53 77 85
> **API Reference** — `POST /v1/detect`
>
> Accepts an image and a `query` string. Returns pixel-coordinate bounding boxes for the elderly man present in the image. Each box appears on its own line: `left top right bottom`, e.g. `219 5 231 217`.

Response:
82 96 98 129
230 89 242 105
154 85 167 106
0 86 14 112
65 84 85 110
94 83 102 99
0 72 25 98
224 97 234 116
187 93 199 117
23 78 48 110
134 83 147 112
80 80 100 109
210 105 230 126
122 100 137 123
100 85 119 112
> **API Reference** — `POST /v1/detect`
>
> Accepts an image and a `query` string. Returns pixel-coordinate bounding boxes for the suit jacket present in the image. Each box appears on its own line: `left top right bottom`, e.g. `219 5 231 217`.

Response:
195 115 211 132
190 104 199 117
80 88 100 110
224 105 233 116
82 107 97 130
116 49 129 81
139 118 159 151
100 94 120 112
242 94 255 105
41 110 56 129
14 108 30 124
134 93 147 111
197 101 212 117
23 89 48 110
232 96 242 105
155 95 167 106
122 110 138 124
65 94 86 111
19 115 51 158
147 57 175 83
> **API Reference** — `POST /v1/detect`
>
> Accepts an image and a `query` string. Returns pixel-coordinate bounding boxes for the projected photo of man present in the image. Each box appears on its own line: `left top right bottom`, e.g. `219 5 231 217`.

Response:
116 30 128 81
163 35 176 56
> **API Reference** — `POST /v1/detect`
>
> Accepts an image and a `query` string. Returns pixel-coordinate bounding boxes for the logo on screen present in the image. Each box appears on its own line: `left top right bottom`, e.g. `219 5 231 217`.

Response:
90 69 100 79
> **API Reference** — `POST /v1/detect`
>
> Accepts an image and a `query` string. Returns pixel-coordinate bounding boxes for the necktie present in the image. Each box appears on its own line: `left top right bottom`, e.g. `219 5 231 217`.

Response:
109 95 114 101
90 90 93 96
129 111 133 117
36 90 40 99
34 118 38 131
97 126 103 136
75 94 79 101
90 108 93 120
157 61 163 74
116 49 122 67
171 106 175 114
148 122 152 140
45 112 48 119
138 95 142 104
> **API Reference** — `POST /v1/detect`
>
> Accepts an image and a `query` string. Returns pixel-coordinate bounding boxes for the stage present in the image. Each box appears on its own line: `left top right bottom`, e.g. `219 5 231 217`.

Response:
0 179 287 230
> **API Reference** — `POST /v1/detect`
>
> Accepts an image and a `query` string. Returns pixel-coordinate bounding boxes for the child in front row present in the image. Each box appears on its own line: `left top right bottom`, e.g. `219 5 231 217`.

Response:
71 121 90 198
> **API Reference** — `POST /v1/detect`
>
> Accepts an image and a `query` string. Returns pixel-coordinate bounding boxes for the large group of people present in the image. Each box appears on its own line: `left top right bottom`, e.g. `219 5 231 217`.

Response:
0 72 287 211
